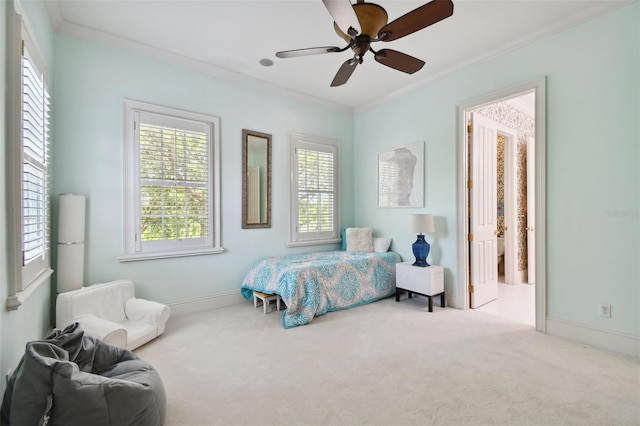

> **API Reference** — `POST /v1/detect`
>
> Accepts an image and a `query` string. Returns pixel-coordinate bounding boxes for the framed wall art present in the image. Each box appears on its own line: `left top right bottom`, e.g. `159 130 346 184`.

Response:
377 142 424 208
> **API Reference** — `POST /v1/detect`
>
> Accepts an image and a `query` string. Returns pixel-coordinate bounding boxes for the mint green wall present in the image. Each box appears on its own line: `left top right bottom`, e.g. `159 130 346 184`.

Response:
51 35 354 303
2 3 637 387
354 3 639 336
1 0 55 395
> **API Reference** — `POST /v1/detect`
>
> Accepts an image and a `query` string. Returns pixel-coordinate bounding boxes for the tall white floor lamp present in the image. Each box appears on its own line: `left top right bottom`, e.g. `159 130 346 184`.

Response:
57 194 86 293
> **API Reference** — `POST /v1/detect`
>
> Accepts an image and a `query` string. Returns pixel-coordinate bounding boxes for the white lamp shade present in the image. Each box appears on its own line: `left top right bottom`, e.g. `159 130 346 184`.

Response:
58 194 86 243
57 194 86 293
409 214 435 234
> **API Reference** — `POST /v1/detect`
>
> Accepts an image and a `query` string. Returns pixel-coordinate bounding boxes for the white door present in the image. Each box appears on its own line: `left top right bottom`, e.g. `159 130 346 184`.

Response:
527 136 536 284
502 127 520 285
470 113 498 308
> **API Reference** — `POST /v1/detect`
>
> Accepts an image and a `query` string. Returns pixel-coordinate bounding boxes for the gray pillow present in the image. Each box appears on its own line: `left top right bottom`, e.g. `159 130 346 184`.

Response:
346 227 374 252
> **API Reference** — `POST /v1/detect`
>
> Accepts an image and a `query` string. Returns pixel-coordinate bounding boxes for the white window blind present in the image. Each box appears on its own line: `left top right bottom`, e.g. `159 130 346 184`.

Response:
21 41 51 288
138 113 209 243
297 148 335 233
289 134 339 245
6 7 53 309
122 100 222 261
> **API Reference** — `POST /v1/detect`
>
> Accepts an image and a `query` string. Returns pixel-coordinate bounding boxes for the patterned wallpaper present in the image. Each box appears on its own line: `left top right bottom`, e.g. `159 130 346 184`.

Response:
475 102 535 272
497 135 505 235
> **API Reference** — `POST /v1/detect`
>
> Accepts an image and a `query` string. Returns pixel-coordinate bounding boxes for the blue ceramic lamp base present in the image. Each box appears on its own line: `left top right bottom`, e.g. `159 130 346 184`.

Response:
412 234 431 267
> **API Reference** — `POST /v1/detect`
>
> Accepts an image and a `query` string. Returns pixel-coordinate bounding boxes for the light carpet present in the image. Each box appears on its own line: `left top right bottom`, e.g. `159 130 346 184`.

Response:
135 296 639 426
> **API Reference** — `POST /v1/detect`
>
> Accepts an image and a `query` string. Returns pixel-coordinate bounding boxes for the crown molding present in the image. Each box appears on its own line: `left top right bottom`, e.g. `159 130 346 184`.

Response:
43 0 630 115
52 20 355 116
43 0 63 29
355 1 632 114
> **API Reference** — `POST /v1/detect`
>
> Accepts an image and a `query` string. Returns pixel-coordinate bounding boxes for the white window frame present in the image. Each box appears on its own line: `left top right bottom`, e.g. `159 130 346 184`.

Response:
288 133 340 247
6 5 53 310
120 100 223 261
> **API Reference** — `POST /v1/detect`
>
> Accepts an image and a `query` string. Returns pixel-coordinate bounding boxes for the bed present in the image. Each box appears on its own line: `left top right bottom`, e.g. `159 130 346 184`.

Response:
241 250 402 328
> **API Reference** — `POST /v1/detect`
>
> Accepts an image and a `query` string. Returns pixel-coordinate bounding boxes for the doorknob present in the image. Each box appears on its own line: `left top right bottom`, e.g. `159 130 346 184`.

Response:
494 230 498 235
528 226 534 232
503 226 508 231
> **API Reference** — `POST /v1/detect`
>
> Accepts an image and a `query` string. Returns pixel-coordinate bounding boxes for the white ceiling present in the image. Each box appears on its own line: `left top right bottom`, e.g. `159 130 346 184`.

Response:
45 0 628 111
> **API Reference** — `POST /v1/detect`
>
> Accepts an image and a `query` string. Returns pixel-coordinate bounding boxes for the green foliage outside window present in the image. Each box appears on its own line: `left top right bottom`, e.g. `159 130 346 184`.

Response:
139 125 209 242
297 149 334 233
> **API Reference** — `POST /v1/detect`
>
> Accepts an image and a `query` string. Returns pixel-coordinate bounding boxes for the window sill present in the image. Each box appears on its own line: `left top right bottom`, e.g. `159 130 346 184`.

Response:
286 238 341 248
118 247 225 262
6 267 53 311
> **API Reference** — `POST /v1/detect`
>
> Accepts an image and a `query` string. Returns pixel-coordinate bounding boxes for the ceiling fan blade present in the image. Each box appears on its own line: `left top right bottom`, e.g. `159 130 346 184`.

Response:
322 0 361 37
374 49 425 74
276 46 341 59
378 0 454 42
331 58 358 87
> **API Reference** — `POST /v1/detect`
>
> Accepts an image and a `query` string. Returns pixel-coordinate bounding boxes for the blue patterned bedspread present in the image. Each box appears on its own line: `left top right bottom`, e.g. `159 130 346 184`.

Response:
241 251 402 328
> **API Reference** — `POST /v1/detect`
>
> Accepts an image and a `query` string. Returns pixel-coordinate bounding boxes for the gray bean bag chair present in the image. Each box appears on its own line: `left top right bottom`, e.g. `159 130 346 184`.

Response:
1 323 166 426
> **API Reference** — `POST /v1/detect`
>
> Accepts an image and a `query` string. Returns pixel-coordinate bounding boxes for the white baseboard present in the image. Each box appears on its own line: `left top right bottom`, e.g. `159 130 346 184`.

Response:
169 290 246 317
546 317 640 357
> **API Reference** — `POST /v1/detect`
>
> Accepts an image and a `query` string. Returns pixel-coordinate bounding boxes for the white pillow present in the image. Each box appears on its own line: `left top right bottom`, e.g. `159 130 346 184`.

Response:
346 228 373 252
373 237 392 253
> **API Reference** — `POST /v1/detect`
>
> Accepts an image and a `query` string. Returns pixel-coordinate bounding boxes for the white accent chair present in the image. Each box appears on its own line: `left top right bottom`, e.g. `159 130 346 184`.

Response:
56 279 171 350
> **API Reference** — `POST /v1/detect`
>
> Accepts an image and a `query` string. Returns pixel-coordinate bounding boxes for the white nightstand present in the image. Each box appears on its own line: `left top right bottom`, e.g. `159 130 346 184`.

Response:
395 262 445 312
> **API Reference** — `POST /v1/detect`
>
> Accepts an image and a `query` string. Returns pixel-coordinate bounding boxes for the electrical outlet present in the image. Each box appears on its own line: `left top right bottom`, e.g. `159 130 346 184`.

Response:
599 303 611 318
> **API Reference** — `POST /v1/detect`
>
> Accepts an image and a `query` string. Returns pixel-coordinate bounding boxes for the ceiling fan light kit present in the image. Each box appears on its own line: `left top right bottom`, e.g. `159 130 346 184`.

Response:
333 3 388 42
275 0 454 87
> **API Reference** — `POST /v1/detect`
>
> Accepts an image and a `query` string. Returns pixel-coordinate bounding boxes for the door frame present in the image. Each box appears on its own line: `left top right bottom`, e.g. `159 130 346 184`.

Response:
455 77 547 332
527 136 536 284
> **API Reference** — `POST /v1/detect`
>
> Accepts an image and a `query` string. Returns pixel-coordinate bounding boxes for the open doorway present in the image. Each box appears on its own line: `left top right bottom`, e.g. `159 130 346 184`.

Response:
456 78 546 332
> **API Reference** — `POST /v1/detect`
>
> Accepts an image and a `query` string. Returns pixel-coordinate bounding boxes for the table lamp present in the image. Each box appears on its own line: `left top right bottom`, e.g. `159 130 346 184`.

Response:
409 213 435 267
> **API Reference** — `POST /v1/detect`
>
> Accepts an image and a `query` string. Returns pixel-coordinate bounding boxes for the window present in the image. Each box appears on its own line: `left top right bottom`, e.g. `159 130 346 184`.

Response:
289 133 340 246
122 100 222 261
20 44 50 286
7 11 53 309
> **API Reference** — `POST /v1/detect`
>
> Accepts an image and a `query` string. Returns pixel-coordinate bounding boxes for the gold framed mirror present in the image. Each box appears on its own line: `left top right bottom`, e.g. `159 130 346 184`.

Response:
242 129 271 229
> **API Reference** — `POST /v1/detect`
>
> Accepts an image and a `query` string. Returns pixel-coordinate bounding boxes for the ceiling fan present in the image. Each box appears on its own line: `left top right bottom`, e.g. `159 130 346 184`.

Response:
275 0 454 87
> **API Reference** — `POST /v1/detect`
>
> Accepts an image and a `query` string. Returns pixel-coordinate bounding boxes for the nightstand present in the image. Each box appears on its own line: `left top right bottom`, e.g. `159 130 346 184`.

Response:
395 262 445 312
